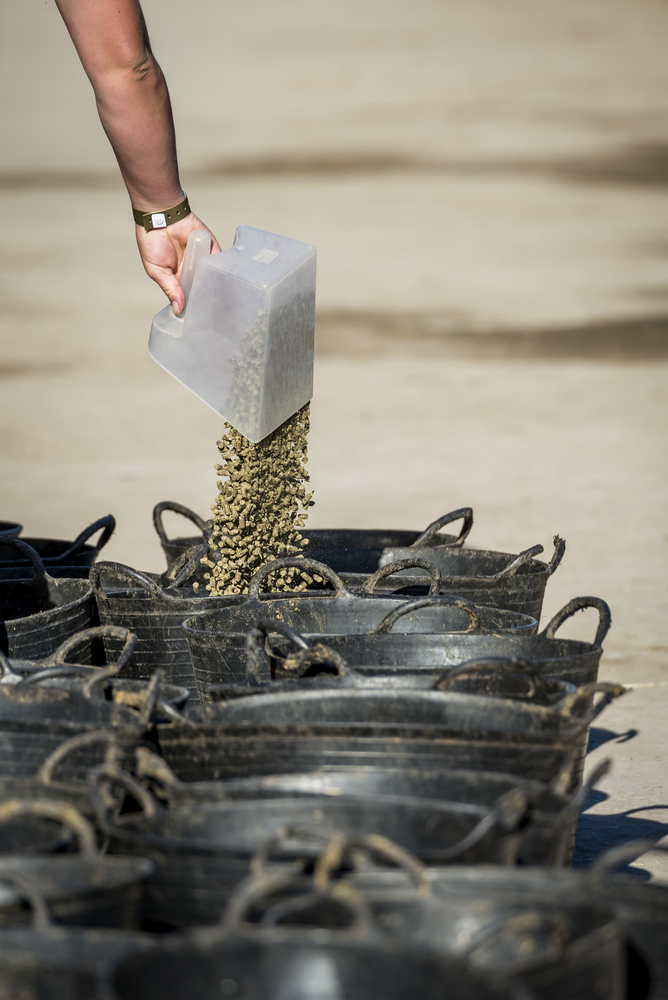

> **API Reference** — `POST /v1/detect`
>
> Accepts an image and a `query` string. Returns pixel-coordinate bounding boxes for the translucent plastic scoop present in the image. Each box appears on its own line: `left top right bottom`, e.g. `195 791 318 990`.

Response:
149 226 316 442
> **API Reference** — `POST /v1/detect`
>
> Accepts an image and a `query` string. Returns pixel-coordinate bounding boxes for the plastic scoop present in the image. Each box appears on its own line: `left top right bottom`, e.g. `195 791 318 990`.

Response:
149 225 316 442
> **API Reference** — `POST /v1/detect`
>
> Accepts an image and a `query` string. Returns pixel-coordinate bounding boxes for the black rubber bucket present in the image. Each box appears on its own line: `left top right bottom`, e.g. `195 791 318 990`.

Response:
345 842 668 1000
336 842 625 1000
305 509 565 620
257 596 611 691
103 870 526 1000
301 508 566 620
342 535 566 620
0 626 187 781
0 539 97 659
0 799 153 929
154 501 211 567
204 660 581 729
136 747 610 869
0 514 115 568
90 556 245 698
183 558 537 700
155 678 622 791
301 506 474 569
218 625 578 698
0 877 152 1000
152 503 467 571
91 763 525 928
0 562 157 585
154 503 564 618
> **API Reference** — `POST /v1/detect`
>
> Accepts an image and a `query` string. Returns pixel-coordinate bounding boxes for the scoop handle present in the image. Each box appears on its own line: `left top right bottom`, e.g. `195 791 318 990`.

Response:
180 229 212 310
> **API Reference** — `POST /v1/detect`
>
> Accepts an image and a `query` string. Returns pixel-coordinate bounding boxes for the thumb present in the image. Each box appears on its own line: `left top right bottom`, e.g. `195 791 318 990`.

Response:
146 263 185 314
164 275 185 315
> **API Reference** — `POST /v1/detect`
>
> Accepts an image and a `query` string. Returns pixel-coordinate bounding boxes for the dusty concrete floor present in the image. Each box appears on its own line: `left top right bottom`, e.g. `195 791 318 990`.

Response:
0 0 667 878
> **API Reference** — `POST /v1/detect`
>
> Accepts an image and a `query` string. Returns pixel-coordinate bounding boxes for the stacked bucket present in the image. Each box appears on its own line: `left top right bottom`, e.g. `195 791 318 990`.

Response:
0 505 665 1000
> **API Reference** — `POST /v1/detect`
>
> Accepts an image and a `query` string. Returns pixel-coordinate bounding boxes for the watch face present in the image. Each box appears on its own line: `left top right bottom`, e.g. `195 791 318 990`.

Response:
152 213 167 228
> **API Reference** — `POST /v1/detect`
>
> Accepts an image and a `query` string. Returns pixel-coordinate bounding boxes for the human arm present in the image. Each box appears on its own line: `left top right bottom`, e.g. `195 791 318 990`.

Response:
54 0 220 312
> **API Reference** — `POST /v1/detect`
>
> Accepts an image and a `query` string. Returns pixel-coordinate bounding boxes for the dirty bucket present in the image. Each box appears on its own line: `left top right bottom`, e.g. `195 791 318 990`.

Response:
183 557 537 699
91 554 248 698
343 535 565 620
258 595 611 690
90 763 526 928
303 507 474 572
135 747 609 869
345 842 668 1000
0 876 153 1000
0 539 97 660
0 627 186 781
155 678 622 790
0 800 153 929
153 503 468 571
336 839 625 1000
304 508 564 620
102 869 527 1000
230 624 578 699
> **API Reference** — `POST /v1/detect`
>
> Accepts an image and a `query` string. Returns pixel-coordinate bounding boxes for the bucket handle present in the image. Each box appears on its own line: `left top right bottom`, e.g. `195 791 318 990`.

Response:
557 681 626 727
134 746 181 790
222 867 370 937
0 652 23 685
80 665 164 727
19 626 137 686
427 786 527 864
0 797 98 856
431 657 550 701
362 559 441 596
0 537 47 582
369 595 482 635
243 621 310 682
258 884 369 931
491 543 544 581
243 627 274 684
0 872 53 929
256 620 310 652
153 501 210 545
545 535 566 576
551 758 612 821
89 562 181 603
409 508 474 549
313 833 429 896
161 542 209 590
255 620 349 680
247 557 351 600
542 596 612 649
37 728 130 787
87 762 158 830
50 514 115 563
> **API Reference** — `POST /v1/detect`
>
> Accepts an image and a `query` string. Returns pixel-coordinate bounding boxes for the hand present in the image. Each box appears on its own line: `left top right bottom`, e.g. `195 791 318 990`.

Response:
135 213 222 314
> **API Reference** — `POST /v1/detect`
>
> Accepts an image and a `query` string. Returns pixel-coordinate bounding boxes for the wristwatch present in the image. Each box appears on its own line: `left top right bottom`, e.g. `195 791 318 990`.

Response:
133 194 191 232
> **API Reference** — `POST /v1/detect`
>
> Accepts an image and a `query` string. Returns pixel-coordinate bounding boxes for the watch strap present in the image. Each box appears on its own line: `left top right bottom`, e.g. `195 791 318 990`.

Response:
133 194 191 232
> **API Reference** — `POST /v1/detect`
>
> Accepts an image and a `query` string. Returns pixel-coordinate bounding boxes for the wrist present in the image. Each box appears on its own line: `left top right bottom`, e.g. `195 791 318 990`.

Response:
132 192 191 232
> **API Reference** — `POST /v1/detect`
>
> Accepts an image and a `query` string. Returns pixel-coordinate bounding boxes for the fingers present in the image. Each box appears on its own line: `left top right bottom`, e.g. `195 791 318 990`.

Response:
135 213 221 311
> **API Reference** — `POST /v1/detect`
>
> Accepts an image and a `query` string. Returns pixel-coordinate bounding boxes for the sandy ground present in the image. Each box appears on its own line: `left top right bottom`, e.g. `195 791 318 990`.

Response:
0 0 667 878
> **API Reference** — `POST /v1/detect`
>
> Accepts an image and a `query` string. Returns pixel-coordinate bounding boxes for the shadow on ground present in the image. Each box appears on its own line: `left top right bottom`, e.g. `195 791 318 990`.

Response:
315 312 668 360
